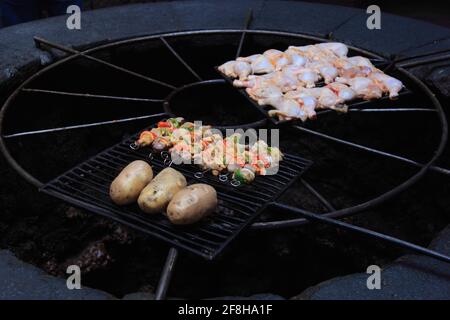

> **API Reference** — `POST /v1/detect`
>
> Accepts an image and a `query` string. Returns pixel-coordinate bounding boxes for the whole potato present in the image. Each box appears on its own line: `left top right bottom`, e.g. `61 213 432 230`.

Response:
167 184 217 225
138 167 187 214
110 160 153 205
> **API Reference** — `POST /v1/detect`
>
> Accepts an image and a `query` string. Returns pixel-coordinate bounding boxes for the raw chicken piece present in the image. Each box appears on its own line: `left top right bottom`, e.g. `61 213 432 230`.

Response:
347 56 375 69
289 67 320 88
237 54 261 63
218 61 238 78
285 48 308 67
235 54 275 74
308 61 339 84
339 66 373 78
265 97 308 121
263 49 289 70
250 55 275 74
336 76 383 100
233 61 252 80
290 87 344 111
315 87 341 109
249 84 284 104
218 60 251 80
297 95 317 119
263 68 300 92
370 72 403 98
326 82 356 102
316 42 349 57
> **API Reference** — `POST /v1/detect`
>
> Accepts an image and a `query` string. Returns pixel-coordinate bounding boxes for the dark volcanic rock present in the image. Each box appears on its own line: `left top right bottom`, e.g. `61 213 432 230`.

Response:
292 225 450 300
0 250 114 300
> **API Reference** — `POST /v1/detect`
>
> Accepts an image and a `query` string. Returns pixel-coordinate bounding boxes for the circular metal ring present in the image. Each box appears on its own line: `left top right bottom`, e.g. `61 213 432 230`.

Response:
194 172 204 179
231 179 241 187
219 174 229 182
0 30 446 230
129 142 139 150
163 79 268 131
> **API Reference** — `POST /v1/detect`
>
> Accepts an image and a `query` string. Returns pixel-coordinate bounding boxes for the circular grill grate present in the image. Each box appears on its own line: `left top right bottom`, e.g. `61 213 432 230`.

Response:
0 30 448 232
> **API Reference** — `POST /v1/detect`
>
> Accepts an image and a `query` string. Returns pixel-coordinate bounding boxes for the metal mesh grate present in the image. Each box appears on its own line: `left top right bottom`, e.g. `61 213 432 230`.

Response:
40 128 312 259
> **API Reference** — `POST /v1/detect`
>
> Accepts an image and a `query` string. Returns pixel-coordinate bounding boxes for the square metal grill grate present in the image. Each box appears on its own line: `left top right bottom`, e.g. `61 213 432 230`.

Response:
40 130 312 259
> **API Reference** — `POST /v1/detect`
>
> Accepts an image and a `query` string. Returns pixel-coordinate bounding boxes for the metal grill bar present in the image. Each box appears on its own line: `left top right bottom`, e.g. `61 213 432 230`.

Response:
21 88 164 103
271 202 450 264
394 47 450 64
34 36 177 90
160 36 203 81
2 113 168 138
235 9 253 59
316 107 435 116
300 178 335 212
398 52 450 68
155 248 178 300
293 125 450 176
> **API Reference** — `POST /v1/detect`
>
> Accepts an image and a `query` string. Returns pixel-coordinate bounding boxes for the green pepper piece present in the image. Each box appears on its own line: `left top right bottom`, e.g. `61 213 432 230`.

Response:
233 169 245 184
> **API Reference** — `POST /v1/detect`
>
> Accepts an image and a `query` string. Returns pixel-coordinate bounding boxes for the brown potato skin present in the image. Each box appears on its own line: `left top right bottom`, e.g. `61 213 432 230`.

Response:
110 160 153 205
167 184 217 225
137 167 187 214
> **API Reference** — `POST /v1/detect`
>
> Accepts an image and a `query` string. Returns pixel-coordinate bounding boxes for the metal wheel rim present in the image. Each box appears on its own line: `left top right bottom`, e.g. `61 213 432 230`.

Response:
0 30 447 230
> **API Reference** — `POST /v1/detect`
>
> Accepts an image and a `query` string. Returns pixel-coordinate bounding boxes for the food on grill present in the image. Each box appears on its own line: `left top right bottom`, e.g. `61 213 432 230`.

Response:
134 118 283 183
232 166 255 184
152 136 171 152
137 167 187 214
109 160 154 205
167 184 218 225
218 42 404 121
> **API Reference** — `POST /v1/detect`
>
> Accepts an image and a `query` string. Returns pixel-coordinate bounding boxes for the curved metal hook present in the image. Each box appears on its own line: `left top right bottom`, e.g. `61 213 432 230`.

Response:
130 142 139 150
161 151 169 159
231 179 241 187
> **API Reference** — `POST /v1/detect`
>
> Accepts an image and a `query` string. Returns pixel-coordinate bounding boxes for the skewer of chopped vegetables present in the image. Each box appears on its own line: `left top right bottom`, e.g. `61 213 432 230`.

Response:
134 117 283 184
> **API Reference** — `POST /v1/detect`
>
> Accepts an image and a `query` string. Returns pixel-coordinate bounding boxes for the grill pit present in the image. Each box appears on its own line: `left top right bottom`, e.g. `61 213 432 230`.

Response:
0 26 449 299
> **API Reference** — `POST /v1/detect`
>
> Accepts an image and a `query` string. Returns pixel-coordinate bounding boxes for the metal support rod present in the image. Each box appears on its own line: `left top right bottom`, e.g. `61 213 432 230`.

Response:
33 36 177 90
235 9 253 59
348 107 435 113
300 178 335 211
316 107 435 116
271 202 450 264
3 113 168 138
293 125 450 176
155 247 179 300
398 52 450 69
394 47 450 63
22 88 164 103
160 36 203 81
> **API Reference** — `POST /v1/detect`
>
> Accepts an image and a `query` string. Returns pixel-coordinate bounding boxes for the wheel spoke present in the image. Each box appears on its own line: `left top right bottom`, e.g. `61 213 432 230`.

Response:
394 47 450 64
34 36 177 90
235 9 253 59
160 36 203 81
348 107 435 113
316 107 435 116
3 113 167 138
22 88 164 103
293 125 450 176
155 247 178 300
300 178 336 211
270 202 450 264
397 51 450 68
